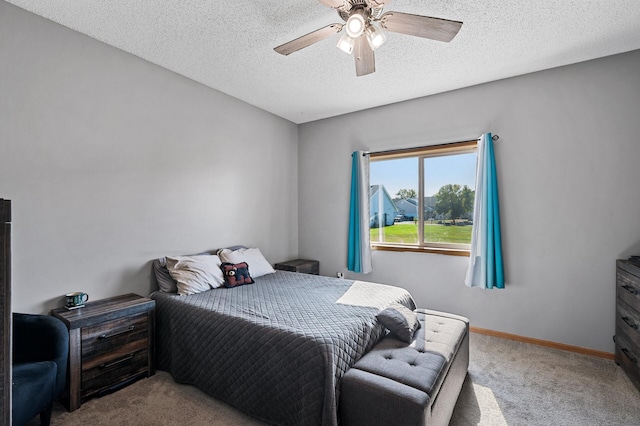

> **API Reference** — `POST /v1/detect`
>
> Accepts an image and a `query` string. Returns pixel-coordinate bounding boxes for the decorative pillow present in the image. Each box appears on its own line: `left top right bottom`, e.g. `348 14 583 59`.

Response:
217 247 275 278
376 303 421 343
165 255 225 296
220 262 255 288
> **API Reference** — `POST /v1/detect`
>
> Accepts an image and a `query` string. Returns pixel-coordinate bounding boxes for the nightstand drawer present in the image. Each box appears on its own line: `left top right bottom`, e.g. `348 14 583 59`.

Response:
81 313 148 363
81 349 148 397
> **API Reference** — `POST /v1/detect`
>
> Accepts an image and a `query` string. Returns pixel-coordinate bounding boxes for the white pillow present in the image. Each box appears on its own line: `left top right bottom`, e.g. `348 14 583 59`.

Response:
217 247 275 278
165 255 225 295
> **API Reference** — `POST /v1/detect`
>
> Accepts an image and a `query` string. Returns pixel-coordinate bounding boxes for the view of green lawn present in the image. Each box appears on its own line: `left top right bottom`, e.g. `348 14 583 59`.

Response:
370 222 472 244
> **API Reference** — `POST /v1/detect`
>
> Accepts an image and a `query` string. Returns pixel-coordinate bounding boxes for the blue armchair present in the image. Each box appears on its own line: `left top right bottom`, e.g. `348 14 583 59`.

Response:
12 313 69 426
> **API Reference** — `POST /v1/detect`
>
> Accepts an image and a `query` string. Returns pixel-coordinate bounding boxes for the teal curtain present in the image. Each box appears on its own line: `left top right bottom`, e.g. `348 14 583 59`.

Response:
465 133 504 289
348 151 372 274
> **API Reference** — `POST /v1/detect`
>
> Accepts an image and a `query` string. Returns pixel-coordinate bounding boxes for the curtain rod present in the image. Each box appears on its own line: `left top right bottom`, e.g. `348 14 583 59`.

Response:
362 134 500 156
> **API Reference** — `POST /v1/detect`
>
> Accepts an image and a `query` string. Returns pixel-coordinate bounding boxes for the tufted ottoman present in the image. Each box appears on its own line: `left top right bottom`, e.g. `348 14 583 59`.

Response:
340 309 469 426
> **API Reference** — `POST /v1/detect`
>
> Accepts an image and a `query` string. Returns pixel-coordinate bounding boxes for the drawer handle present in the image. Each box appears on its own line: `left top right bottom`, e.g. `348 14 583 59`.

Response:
99 353 135 369
621 316 639 330
98 326 135 340
621 285 639 295
621 347 638 364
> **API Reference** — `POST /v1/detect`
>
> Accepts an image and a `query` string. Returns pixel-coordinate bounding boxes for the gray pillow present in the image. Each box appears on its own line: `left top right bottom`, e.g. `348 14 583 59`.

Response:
153 257 177 293
377 303 421 343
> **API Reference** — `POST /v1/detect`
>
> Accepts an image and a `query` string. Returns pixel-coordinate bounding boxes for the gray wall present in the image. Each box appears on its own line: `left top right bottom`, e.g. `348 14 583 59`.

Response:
0 2 299 313
2 1 639 353
299 49 640 353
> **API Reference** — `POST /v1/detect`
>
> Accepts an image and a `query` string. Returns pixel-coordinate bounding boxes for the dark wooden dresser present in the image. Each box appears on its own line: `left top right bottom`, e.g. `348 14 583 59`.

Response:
615 258 640 393
51 293 155 411
0 199 11 424
274 259 320 275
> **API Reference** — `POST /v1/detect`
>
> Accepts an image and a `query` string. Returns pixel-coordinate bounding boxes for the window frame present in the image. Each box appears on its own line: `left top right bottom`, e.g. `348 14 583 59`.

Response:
369 140 477 257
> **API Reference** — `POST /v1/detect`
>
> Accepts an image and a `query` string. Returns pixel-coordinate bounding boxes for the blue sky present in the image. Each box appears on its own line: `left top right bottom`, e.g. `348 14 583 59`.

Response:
371 152 477 197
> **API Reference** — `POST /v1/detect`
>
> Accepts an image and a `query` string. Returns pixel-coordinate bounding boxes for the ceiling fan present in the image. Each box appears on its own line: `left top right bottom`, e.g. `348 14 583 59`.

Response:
274 0 463 77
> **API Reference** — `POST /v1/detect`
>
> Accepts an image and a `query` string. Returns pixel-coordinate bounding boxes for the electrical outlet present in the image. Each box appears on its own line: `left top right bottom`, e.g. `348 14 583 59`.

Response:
336 272 344 279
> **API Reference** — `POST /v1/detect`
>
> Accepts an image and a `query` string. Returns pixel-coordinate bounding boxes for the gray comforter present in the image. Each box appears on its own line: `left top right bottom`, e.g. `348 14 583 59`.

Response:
152 271 416 426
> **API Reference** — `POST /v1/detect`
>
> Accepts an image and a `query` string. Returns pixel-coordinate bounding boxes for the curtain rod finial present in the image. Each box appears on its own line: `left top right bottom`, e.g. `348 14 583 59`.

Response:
492 134 499 141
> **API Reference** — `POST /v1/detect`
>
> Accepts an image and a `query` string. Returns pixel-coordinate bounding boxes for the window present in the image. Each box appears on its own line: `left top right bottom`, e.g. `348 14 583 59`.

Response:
369 141 477 256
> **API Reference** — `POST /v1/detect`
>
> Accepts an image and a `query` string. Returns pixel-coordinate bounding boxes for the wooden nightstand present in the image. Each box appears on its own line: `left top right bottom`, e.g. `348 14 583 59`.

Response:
274 259 319 275
51 293 155 411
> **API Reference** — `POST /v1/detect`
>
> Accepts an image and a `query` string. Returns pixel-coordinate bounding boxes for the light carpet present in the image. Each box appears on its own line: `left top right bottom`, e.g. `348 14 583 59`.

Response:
32 333 640 426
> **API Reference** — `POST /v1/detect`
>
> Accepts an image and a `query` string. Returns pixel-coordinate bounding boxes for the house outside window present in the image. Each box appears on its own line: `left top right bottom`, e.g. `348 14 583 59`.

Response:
369 141 477 256
369 185 398 228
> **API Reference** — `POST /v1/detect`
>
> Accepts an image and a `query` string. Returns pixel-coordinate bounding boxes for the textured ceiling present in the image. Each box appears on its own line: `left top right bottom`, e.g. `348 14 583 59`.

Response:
6 0 640 124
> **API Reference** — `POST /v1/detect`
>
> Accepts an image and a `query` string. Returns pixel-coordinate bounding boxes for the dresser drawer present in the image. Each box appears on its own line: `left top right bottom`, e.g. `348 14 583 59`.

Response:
81 313 148 365
614 331 640 391
616 298 640 349
616 268 640 309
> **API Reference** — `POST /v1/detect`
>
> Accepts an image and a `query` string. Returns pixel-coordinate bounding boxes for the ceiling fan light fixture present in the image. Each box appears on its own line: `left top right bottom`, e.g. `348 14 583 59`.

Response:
336 32 355 54
274 1 463 77
365 24 387 50
345 12 366 38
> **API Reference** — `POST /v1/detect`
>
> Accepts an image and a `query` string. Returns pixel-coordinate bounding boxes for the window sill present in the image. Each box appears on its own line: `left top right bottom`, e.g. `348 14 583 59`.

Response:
371 244 470 257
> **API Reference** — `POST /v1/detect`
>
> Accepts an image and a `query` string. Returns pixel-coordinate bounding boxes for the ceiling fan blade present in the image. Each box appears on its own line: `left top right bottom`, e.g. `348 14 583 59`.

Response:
318 0 345 8
380 11 462 42
274 24 343 56
354 36 375 77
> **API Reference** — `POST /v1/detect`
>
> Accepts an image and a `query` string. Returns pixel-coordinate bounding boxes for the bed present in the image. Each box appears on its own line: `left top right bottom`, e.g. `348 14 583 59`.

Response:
151 267 415 426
